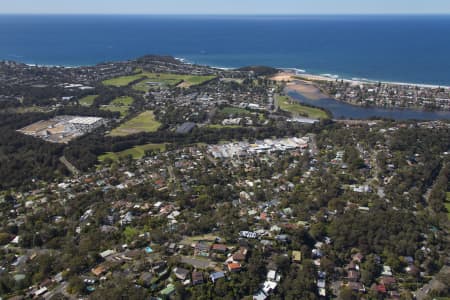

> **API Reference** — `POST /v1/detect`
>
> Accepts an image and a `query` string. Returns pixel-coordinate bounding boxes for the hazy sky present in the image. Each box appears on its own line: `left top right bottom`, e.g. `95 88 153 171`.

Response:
1 0 450 15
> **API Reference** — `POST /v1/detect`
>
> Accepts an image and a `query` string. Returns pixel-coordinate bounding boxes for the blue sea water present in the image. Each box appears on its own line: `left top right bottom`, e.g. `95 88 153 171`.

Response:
1 14 450 86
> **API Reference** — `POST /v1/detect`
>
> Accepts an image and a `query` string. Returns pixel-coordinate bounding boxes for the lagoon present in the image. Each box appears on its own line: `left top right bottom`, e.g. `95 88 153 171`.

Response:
288 91 450 120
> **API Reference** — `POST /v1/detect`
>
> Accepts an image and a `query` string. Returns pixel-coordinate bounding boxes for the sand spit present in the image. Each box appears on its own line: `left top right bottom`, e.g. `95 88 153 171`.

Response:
271 72 330 100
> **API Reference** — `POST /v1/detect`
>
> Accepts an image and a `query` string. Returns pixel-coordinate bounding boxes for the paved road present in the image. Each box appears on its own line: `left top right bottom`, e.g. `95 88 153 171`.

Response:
44 282 77 300
168 165 177 184
307 133 319 156
60 156 80 175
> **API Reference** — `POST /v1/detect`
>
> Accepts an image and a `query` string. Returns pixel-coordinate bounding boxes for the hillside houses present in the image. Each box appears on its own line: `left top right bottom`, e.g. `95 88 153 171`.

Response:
318 79 450 111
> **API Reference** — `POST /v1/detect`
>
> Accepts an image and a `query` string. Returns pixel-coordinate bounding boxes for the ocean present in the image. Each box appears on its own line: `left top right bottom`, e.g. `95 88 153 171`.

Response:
1 14 450 86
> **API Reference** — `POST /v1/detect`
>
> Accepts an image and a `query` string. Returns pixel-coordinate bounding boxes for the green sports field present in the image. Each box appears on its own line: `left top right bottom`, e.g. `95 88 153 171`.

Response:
219 106 253 116
109 110 161 136
206 124 243 129
101 96 134 117
79 95 98 106
276 95 329 119
133 72 216 91
98 143 166 162
102 74 146 87
102 70 216 90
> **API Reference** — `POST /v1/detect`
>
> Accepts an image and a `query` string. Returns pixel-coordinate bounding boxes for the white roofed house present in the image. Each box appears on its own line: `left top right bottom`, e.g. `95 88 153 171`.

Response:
100 249 116 259
173 267 190 281
253 270 281 300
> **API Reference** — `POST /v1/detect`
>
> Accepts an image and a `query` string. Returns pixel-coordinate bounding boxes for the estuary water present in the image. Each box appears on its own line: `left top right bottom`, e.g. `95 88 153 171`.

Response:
287 91 450 120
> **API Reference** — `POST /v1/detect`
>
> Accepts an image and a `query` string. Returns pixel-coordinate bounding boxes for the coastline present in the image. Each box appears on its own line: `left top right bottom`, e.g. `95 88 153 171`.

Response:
280 69 450 90
271 70 450 111
5 55 450 90
271 70 450 118
182 54 450 89
286 81 327 101
271 71 335 102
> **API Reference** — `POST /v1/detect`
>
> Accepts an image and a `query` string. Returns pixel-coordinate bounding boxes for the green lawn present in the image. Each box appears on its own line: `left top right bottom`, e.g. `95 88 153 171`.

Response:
133 72 216 92
276 95 329 119
210 106 258 128
110 96 134 106
183 74 217 86
102 74 146 87
140 72 216 86
109 111 161 136
101 106 130 117
445 203 450 219
220 78 244 84
220 106 253 116
2 106 51 114
79 95 98 106
445 192 450 220
103 70 216 89
101 96 134 117
133 81 154 92
206 124 243 129
98 143 166 162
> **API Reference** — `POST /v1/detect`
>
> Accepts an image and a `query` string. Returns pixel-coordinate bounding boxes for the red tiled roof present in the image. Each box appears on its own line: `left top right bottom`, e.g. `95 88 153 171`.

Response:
228 262 241 272
91 265 107 276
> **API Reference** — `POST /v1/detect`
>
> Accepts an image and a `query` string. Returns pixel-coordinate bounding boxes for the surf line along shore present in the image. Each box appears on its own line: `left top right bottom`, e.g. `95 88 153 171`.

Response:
272 70 450 97
272 71 450 120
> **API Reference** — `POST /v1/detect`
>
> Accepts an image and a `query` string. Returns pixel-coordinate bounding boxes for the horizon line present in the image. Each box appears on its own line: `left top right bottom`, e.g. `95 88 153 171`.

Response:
1 12 450 16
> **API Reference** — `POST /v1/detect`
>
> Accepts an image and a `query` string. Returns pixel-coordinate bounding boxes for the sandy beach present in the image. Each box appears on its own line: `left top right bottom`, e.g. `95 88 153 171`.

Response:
271 72 331 100
271 71 336 83
271 70 450 105
272 70 450 89
270 72 296 82
286 81 328 100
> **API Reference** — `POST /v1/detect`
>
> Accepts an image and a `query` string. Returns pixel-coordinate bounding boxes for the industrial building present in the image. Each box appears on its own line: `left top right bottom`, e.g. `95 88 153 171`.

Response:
18 115 107 143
